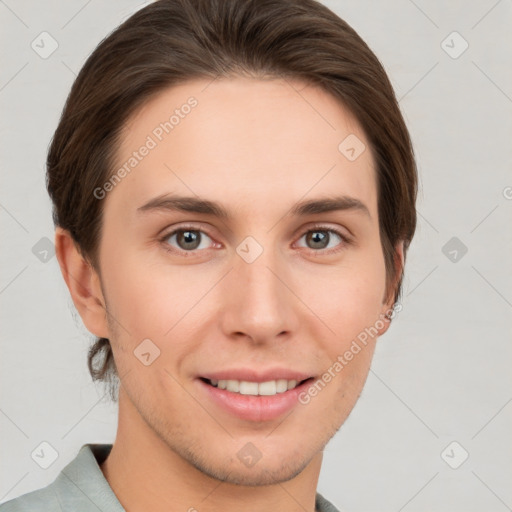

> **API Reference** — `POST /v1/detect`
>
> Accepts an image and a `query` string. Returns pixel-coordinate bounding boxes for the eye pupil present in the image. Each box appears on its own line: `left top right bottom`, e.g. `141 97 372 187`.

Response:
307 230 329 249
177 230 201 250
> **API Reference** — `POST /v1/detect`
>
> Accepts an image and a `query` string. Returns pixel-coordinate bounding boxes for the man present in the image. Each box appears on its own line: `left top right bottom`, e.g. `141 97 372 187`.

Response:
0 0 416 510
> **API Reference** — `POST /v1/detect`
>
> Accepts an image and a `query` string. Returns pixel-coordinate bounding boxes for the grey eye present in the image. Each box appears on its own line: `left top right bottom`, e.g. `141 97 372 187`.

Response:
167 229 213 251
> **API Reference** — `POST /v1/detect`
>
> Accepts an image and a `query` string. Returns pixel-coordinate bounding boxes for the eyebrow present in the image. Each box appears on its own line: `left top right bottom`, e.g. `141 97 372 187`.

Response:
136 194 371 219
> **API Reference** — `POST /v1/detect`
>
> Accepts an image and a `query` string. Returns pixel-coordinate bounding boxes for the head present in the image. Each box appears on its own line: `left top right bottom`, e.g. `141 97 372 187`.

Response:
49 0 416 486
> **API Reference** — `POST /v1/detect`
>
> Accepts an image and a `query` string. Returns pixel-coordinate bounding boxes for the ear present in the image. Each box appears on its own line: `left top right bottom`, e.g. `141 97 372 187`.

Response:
376 240 404 336
54 227 110 338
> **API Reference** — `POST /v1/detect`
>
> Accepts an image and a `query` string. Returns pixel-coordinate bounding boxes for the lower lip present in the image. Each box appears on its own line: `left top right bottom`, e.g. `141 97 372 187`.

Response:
197 378 314 422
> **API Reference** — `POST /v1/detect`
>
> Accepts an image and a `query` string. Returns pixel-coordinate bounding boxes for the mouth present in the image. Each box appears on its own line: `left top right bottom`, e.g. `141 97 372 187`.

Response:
199 377 313 396
196 375 316 422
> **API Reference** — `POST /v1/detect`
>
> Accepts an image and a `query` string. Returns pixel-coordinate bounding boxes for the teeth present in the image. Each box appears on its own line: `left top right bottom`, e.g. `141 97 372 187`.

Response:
239 381 259 395
258 381 276 395
226 380 240 392
287 379 298 390
276 379 288 393
209 378 303 396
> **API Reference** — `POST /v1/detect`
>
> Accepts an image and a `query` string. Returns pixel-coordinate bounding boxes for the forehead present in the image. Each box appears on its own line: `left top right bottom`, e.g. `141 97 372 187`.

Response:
107 76 377 223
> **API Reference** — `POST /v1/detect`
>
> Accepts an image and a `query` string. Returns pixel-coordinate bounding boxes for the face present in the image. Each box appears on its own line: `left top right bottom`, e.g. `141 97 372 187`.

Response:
83 77 399 485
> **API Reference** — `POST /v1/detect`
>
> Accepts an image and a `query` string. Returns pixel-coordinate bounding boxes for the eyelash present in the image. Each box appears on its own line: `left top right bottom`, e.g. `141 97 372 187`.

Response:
159 223 352 257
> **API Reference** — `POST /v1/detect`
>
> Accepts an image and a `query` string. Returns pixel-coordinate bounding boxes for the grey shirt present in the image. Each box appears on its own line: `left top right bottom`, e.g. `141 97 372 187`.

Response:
0 444 341 511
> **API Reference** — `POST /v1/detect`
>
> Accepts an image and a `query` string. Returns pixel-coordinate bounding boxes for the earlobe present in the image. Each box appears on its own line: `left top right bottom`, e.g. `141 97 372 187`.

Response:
54 227 110 338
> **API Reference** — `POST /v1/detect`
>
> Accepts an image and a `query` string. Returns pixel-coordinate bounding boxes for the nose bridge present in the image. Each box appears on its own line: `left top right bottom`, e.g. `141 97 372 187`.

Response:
219 239 295 341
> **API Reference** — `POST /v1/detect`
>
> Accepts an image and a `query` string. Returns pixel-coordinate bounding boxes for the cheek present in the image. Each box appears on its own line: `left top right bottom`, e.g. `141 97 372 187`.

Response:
102 261 196 386
300 252 386 341
102 247 212 348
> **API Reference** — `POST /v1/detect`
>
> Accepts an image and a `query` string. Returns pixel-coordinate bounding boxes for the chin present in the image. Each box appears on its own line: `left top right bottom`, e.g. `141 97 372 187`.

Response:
196 453 311 487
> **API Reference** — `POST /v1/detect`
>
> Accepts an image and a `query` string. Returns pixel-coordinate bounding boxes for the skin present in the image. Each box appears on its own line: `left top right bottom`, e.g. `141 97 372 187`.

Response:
55 76 403 512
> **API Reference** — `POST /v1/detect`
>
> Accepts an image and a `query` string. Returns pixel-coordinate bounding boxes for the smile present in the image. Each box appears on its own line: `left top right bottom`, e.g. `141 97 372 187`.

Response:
202 378 308 396
197 376 316 422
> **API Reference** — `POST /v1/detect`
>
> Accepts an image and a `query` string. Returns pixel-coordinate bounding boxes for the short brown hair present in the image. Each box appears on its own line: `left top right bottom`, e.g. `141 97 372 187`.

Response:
47 0 417 402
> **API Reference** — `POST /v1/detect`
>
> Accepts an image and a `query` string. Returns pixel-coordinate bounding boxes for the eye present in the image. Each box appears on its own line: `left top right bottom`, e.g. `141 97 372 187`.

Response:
160 226 216 254
159 223 352 257
295 225 351 254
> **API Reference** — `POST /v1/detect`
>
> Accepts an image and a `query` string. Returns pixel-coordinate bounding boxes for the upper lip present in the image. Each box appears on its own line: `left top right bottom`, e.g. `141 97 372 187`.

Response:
199 368 314 383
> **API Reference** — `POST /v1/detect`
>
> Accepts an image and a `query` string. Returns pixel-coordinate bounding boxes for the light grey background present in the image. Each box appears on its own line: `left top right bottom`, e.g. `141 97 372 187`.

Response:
1 1 511 511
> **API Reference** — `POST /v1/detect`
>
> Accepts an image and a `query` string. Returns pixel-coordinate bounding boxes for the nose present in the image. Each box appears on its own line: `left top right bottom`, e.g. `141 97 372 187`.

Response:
218 245 299 345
